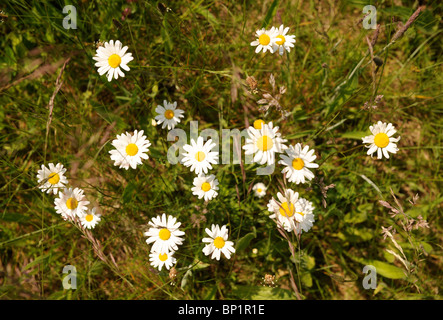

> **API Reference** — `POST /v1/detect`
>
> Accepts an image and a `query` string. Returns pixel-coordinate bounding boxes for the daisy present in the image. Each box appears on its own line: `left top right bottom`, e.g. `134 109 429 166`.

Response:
93 40 134 82
36 163 68 195
144 213 185 253
154 100 185 130
362 121 400 159
181 136 218 175
243 122 287 166
279 143 319 184
191 174 219 201
54 187 90 220
252 182 267 198
293 198 315 235
271 24 296 55
267 188 300 232
109 130 151 170
149 249 176 271
202 224 235 261
250 28 278 53
80 207 101 229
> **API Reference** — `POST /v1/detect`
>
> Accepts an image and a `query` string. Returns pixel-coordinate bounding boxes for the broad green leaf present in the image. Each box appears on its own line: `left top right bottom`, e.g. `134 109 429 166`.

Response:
301 273 313 288
349 254 406 280
368 260 406 279
235 228 256 252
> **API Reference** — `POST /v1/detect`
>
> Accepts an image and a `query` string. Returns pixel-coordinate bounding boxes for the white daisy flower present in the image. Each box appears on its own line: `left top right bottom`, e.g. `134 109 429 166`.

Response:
149 250 176 271
252 182 267 198
191 174 219 201
250 28 278 53
154 100 185 130
80 207 101 229
271 24 296 55
54 187 90 220
144 213 185 254
202 224 235 261
279 143 319 184
293 198 315 235
267 188 300 232
243 122 287 166
362 121 400 159
109 130 151 170
36 163 68 195
93 40 134 82
181 136 218 175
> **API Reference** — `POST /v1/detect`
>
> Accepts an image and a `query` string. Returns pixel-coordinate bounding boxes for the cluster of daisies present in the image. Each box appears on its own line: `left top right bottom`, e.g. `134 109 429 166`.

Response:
53 32 401 272
250 24 296 55
245 118 401 234
106 103 234 271
144 213 235 271
243 119 319 234
36 163 101 229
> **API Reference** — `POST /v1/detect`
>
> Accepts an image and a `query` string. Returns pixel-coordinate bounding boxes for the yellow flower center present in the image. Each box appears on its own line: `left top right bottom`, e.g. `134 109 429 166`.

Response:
253 119 265 130
292 158 305 170
256 135 273 151
213 236 225 249
85 214 94 222
279 202 295 217
257 188 262 193
108 54 122 68
48 172 60 185
374 132 389 148
259 34 271 46
66 197 78 210
164 110 175 119
201 182 211 192
195 151 206 162
296 211 305 217
159 253 168 262
126 143 139 156
159 228 171 241
276 35 286 45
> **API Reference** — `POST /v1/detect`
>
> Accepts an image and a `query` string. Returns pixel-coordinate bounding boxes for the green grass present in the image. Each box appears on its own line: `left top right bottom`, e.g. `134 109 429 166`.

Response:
0 0 442 300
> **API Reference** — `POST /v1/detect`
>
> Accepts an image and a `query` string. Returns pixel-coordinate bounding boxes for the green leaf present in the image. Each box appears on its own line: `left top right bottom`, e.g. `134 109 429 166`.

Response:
235 228 256 252
24 253 51 270
340 131 367 140
261 0 279 29
232 285 295 300
344 203 371 224
368 260 406 280
122 182 137 204
204 285 217 300
301 273 313 288
194 6 219 28
344 227 374 242
348 254 406 280
181 268 192 289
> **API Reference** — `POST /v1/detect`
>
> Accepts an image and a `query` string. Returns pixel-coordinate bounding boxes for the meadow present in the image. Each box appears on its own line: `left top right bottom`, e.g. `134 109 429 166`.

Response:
0 0 441 300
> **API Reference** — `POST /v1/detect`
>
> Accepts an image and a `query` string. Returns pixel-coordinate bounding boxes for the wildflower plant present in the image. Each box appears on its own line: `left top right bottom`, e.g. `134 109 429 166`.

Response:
2 1 440 302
